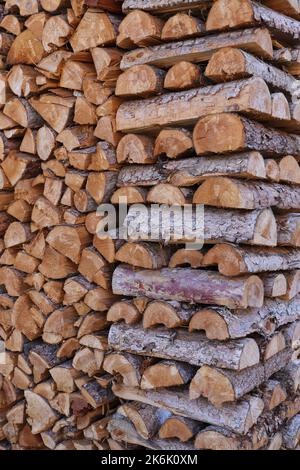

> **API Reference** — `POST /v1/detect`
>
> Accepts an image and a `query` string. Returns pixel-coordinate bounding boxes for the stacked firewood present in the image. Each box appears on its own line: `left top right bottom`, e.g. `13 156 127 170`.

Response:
0 0 131 451
106 0 300 450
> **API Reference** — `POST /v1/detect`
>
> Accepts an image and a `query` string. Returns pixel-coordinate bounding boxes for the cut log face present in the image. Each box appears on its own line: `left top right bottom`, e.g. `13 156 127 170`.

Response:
116 65 165 98
161 13 205 41
116 134 156 164
141 361 195 390
154 128 193 159
159 416 201 442
193 113 300 157
164 62 203 91
206 0 300 44
143 300 196 329
117 10 164 49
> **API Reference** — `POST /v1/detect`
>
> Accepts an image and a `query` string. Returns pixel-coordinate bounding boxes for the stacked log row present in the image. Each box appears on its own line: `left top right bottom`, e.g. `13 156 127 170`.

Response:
0 0 130 451
106 0 300 450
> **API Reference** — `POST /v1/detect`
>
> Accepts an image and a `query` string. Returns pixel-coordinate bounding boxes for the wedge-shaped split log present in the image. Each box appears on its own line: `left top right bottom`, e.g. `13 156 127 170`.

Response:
112 264 264 309
108 322 260 370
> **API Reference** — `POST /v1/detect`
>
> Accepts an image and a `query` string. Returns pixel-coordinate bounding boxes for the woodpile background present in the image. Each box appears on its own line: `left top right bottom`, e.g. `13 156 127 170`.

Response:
0 0 300 451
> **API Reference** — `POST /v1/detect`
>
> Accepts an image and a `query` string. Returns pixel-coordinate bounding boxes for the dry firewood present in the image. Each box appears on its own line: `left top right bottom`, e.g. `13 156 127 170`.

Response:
118 402 170 440
96 95 123 116
91 47 123 82
31 197 63 228
117 134 155 165
124 205 277 246
282 414 300 449
115 242 170 269
117 10 163 49
103 352 147 387
0 266 26 296
274 360 300 394
94 115 122 147
7 65 39 98
43 307 78 344
4 97 43 128
203 244 300 276
108 414 194 450
116 65 165 98
206 47 298 96
107 300 141 325
281 320 300 350
141 360 195 390
113 384 264 435
93 230 124 263
260 272 287 298
63 276 92 304
147 184 193 205
83 75 113 106
57 125 96 152
162 13 205 42
4 221 33 248
109 323 260 370
38 246 77 279
0 15 22 36
74 96 97 125
164 61 204 91
24 391 58 435
122 0 211 14
169 249 204 268
120 28 273 70
261 379 287 411
42 15 73 54
159 415 202 442
194 425 253 450
15 252 39 273
7 200 31 223
116 77 272 133
70 10 118 53
111 187 147 204
143 300 196 330
46 225 91 264
86 171 117 205
7 29 44 65
277 213 300 247
78 247 111 288
193 114 300 157
73 348 104 377
206 0 300 44
2 151 40 185
189 349 291 406
271 92 291 121
27 341 63 383
279 155 300 185
36 126 56 161
19 129 36 155
87 142 118 172
154 128 193 159
60 61 95 91
43 177 63 206
80 379 114 409
36 51 72 79
112 264 264 309
30 95 74 133
193 177 300 211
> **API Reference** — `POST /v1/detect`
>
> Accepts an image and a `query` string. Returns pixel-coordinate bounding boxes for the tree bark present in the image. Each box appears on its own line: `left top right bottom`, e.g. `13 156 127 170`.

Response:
108 322 260 370
116 77 272 133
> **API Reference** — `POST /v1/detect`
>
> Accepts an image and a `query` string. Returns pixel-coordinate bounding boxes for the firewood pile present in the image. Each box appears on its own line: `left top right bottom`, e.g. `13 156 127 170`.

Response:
105 0 300 451
0 0 300 453
0 0 128 451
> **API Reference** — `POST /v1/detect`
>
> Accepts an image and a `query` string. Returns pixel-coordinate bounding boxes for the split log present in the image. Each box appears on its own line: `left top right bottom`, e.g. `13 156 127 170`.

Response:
115 242 170 269
141 361 195 390
107 300 142 325
117 10 163 49
169 249 204 268
29 94 74 133
205 47 298 96
103 352 146 387
91 47 123 82
154 128 193 159
116 134 156 164
24 391 58 435
164 61 204 91
189 349 291 406
46 225 91 264
123 205 277 246
116 77 272 133
261 379 287 411
193 177 300 211
112 264 264 309
112 384 264 435
162 13 205 41
203 244 300 276
108 322 260 370
69 10 118 53
120 28 273 70
143 300 196 329
193 114 300 157
159 416 202 442
116 65 165 98
122 0 211 15
263 0 300 19
277 213 300 247
111 187 147 204
146 184 193 205
282 414 300 449
279 156 300 185
206 0 300 44
117 402 170 440
260 272 287 298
